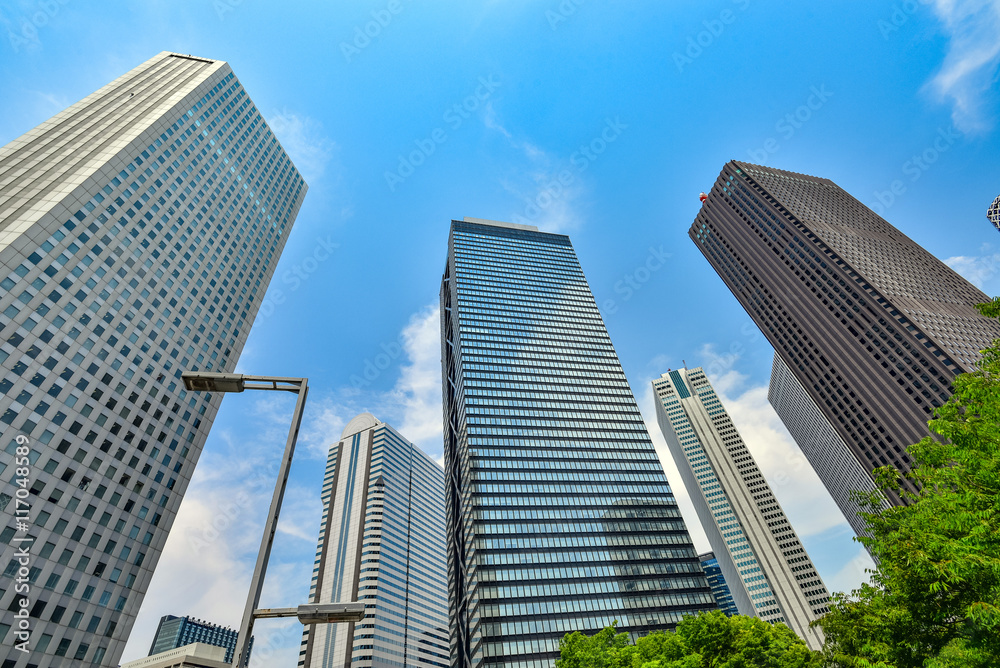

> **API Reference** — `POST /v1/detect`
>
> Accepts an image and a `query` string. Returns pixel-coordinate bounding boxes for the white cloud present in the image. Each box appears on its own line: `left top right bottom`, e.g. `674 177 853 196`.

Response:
925 0 1000 132
945 246 1000 289
267 109 337 186
298 398 354 460
483 102 585 233
388 305 444 458
825 546 877 596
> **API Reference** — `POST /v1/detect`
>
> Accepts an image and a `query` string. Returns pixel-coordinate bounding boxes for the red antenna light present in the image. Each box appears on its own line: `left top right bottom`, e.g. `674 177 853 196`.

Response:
699 192 708 204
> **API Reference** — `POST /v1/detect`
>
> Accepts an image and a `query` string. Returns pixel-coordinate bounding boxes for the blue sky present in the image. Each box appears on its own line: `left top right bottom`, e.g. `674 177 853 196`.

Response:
2 0 1000 664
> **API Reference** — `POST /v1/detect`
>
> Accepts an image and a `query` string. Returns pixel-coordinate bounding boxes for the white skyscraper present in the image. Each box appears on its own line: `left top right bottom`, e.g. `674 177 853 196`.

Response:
653 367 829 650
0 52 306 666
298 413 449 668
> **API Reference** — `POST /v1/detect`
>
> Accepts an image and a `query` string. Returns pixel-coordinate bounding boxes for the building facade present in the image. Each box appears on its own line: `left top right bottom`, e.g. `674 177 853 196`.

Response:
653 367 828 650
698 553 739 617
441 218 715 668
690 161 1000 509
298 413 449 668
148 615 240 664
0 51 306 667
989 194 1000 233
767 354 888 538
123 643 227 668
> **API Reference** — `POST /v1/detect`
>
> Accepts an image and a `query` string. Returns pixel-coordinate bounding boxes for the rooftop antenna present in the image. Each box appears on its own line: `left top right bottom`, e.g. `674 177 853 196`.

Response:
682 359 687 369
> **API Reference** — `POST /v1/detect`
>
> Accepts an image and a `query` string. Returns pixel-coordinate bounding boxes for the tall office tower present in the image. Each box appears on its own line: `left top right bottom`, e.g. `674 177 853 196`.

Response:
0 52 306 667
441 217 715 668
148 615 241 664
653 367 828 650
691 161 1000 509
768 354 888 539
298 413 449 668
698 552 739 617
989 194 1000 233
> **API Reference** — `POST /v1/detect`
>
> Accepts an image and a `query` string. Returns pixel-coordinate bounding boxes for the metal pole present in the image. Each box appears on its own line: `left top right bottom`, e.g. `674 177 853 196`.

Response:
231 379 308 668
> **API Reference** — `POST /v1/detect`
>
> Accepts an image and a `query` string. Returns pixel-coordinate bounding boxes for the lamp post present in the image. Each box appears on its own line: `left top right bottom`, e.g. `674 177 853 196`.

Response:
182 372 362 668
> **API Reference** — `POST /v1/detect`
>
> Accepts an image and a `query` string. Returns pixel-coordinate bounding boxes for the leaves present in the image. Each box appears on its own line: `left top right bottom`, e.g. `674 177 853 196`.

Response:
556 612 821 668
817 300 1000 667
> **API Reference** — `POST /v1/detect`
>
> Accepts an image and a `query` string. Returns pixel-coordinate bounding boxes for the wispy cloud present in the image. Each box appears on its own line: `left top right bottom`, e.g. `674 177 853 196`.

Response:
483 102 585 233
925 0 1000 133
945 244 1000 289
267 109 337 186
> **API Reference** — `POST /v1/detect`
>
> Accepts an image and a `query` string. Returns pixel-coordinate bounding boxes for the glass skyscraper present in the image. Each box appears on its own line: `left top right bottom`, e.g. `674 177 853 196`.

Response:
698 552 739 617
298 413 449 668
148 615 241 664
653 367 828 650
691 161 1000 511
0 51 306 666
440 218 714 668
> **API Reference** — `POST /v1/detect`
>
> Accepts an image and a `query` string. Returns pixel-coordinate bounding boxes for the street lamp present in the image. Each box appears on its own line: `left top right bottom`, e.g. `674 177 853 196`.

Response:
182 372 361 668
254 602 365 624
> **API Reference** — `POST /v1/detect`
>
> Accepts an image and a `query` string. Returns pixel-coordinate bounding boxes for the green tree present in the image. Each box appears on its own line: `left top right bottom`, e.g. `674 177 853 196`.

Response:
817 299 1000 667
556 611 821 668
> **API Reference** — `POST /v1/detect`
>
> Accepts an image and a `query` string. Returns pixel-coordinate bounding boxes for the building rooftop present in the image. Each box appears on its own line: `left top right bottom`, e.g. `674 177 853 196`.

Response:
461 216 539 232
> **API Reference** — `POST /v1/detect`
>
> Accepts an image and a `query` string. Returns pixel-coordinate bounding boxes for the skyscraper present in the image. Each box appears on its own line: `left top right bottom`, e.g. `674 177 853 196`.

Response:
441 217 714 668
698 553 739 618
767 354 888 538
148 615 242 664
691 161 1000 509
0 51 306 667
989 194 1000 233
298 413 449 668
653 367 828 650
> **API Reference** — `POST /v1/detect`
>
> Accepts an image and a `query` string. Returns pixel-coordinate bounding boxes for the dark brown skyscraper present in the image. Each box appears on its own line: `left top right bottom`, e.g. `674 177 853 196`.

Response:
691 161 1000 510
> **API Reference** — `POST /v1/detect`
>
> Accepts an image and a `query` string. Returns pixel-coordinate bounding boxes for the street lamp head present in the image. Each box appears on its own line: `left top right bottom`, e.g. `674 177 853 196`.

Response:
181 371 245 393
296 603 365 625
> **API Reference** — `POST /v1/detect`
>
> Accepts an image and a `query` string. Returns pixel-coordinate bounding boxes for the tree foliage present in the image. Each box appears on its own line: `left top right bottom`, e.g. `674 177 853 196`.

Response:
556 611 821 668
816 298 1000 667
